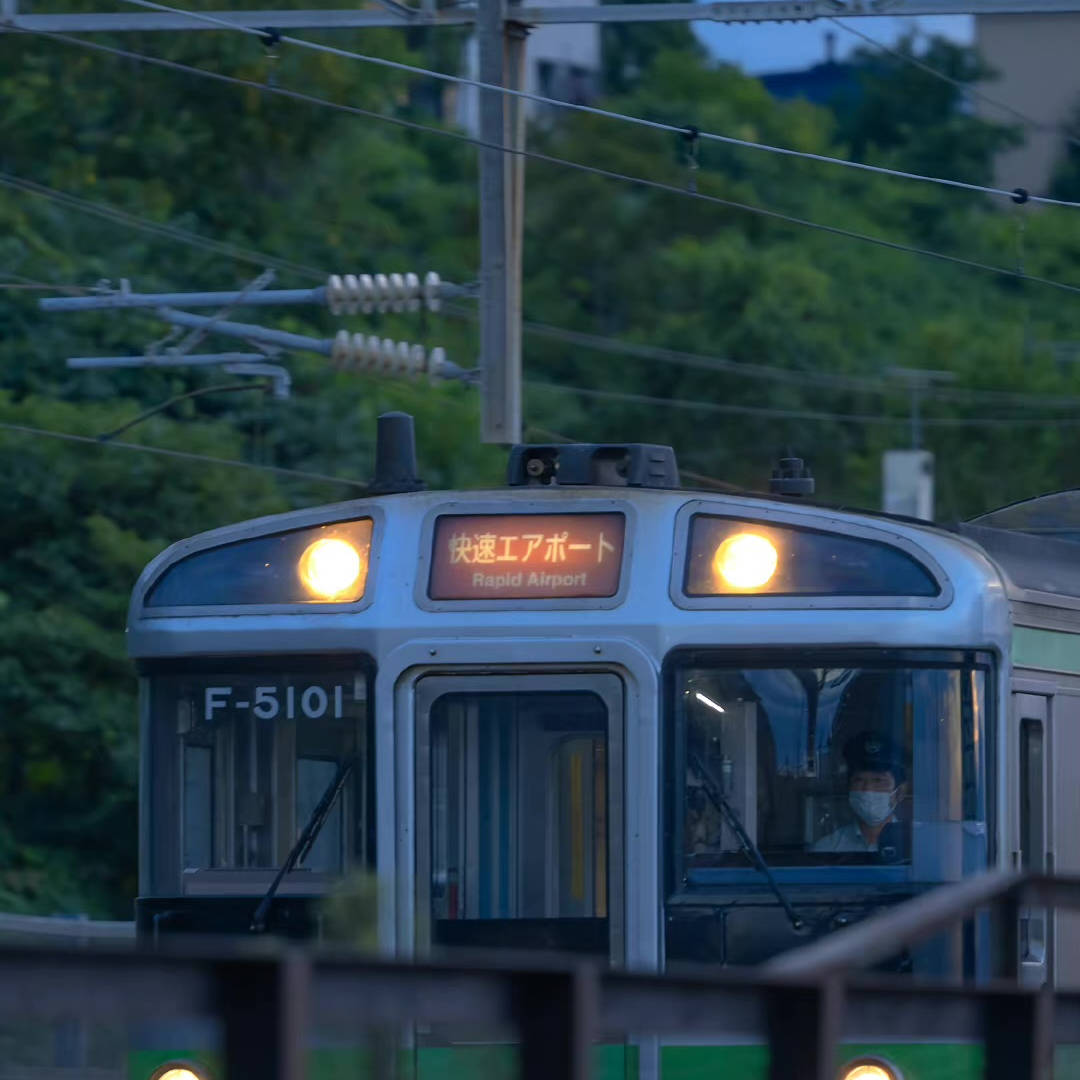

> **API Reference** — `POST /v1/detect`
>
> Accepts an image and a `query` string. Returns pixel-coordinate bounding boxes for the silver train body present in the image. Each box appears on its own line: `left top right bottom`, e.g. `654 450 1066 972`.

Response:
127 439 1080 986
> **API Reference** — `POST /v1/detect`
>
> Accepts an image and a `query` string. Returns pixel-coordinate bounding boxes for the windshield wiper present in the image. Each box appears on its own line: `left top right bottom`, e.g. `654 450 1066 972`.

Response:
250 755 357 933
689 750 803 932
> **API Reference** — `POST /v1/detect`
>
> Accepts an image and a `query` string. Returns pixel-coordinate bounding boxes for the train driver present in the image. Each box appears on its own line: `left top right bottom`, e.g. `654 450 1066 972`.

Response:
811 732 907 854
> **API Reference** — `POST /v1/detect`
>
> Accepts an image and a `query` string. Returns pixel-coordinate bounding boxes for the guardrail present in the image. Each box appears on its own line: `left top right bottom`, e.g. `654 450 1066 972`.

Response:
0 913 135 943
0 871 1077 1080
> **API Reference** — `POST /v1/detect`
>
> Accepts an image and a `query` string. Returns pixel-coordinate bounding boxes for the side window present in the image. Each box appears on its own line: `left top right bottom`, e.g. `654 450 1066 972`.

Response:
1020 718 1045 872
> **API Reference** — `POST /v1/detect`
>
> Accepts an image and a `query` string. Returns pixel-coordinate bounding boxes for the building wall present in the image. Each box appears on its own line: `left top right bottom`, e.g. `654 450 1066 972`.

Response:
976 14 1080 192
456 0 601 135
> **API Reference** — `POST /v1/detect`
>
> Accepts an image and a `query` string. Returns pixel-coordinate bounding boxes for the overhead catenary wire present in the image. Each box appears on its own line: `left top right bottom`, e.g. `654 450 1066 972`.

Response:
106 0 1080 210
829 17 1080 153
528 380 1080 428
16 28 1080 300
507 311 1080 410
0 419 368 488
96 380 271 441
0 169 324 281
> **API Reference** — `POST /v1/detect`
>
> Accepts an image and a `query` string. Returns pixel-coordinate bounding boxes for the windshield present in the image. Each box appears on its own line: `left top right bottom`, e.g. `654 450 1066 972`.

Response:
146 662 372 894
668 652 991 888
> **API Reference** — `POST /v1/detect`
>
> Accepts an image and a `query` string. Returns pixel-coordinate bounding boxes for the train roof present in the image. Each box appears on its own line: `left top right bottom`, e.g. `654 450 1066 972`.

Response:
958 490 1080 601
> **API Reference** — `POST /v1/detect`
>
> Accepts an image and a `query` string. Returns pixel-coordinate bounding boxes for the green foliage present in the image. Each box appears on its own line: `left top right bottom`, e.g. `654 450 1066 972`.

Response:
1 23 1079 916
834 37 1022 185
1051 103 1080 202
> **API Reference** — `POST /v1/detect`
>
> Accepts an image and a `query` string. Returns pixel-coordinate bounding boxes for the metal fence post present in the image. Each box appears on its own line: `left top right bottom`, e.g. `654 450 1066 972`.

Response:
216 949 311 1080
984 987 1054 1080
513 964 596 1080
766 979 842 1080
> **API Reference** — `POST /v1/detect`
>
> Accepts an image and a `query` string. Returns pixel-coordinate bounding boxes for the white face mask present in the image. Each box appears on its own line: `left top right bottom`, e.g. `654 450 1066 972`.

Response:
849 789 896 827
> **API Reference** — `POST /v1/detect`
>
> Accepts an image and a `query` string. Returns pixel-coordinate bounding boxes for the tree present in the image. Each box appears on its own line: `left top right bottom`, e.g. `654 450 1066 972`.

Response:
2 23 1080 916
1051 102 1080 202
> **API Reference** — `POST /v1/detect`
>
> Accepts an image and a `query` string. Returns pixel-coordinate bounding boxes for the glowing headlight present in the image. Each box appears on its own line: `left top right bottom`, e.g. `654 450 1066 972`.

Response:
298 537 365 600
712 532 778 590
152 1066 205 1080
840 1059 901 1080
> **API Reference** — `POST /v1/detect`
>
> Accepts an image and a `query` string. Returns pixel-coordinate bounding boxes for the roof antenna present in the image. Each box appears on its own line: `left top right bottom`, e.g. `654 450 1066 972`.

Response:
370 411 424 494
770 450 814 497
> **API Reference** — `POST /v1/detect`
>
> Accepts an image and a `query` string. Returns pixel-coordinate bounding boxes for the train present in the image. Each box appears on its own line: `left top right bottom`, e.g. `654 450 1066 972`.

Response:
125 412 1080 1080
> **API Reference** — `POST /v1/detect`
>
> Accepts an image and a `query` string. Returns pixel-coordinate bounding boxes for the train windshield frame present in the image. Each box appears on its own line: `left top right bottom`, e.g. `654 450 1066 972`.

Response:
142 656 375 897
664 648 994 895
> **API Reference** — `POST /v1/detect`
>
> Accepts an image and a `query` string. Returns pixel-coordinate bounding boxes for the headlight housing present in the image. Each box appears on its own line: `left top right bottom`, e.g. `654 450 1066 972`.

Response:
146 518 373 607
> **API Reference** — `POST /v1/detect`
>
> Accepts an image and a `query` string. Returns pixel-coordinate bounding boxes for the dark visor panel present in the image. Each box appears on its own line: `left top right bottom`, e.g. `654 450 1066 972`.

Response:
684 515 939 598
146 518 374 607
429 512 625 600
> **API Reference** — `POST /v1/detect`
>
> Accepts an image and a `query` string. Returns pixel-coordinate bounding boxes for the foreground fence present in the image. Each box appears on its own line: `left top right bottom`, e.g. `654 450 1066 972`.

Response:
1 871 1079 1080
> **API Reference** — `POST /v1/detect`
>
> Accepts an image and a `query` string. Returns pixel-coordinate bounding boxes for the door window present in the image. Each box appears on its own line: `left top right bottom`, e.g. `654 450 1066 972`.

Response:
424 688 618 954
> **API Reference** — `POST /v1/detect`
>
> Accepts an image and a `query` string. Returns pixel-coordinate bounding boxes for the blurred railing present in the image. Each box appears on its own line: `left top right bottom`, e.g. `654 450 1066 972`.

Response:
1 871 1078 1080
0 913 134 944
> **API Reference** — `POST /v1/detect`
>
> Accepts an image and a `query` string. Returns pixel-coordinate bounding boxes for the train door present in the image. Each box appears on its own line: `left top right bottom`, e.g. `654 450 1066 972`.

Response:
1049 692 1080 987
1014 688 1080 987
1014 692 1049 986
414 673 624 964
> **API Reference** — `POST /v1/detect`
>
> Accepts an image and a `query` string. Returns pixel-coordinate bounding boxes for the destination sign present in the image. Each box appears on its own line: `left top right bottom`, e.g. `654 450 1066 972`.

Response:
428 512 626 600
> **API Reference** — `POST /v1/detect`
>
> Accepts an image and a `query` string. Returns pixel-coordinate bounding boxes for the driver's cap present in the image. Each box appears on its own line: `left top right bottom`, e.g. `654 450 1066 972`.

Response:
843 732 905 782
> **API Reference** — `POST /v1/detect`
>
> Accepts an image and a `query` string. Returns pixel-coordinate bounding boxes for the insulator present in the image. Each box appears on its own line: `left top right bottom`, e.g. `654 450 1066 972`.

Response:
373 274 390 313
404 272 421 313
383 341 398 373
427 346 447 379
328 271 443 314
358 274 375 314
327 275 345 317
363 334 381 371
331 329 352 368
388 272 406 313
330 327 450 379
424 271 441 313
339 273 358 315
408 343 426 376
347 332 369 371
390 340 407 374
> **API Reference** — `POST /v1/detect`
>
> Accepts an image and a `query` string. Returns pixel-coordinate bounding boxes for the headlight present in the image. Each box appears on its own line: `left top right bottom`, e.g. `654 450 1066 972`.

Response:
298 536 365 600
712 532 778 590
839 1058 902 1080
151 1066 206 1080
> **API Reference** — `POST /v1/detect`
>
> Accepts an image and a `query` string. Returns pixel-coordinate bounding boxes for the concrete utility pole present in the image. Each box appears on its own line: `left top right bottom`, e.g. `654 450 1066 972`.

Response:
477 0 526 444
881 367 955 521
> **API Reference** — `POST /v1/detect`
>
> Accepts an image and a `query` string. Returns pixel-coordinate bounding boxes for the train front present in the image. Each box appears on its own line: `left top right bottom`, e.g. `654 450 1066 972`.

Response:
126 434 1009 1078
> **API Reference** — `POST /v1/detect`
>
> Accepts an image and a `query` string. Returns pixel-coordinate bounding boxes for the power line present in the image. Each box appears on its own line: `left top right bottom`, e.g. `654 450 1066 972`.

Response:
108 0 1080 210
96 380 271 441
0 419 368 488
0 271 97 295
18 28 1080 300
829 17 1080 154
0 169 323 280
510 312 1080 409
528 380 1080 428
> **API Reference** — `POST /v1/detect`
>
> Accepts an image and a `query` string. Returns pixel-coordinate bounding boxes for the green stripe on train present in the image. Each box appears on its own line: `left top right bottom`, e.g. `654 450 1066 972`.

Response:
661 1044 982 1080
140 1040 1080 1079
1014 626 1080 675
